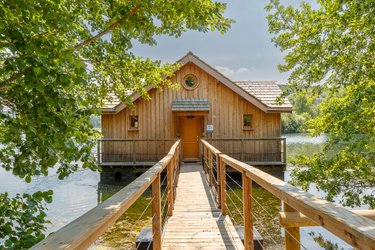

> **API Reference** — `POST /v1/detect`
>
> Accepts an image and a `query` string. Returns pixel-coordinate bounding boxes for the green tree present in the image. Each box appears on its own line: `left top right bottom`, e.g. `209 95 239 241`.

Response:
281 91 319 133
0 1 233 248
267 0 375 207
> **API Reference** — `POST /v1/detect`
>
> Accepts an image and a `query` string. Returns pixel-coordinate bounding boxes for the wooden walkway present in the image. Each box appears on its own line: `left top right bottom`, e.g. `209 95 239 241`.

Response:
162 163 244 249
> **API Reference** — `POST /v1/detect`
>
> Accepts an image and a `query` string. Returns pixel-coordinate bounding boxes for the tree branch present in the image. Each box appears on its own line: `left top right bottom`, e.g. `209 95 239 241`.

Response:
0 5 142 88
74 5 141 50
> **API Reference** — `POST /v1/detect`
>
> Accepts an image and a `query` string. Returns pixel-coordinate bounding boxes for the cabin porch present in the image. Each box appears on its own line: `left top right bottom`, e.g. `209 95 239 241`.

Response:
97 137 287 172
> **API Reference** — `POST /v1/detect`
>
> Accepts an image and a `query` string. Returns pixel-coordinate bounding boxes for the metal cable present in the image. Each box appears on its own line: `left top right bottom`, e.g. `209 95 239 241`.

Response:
246 192 308 250
160 173 168 187
225 171 243 190
225 202 267 250
124 196 154 246
136 214 155 250
224 175 304 249
225 188 268 249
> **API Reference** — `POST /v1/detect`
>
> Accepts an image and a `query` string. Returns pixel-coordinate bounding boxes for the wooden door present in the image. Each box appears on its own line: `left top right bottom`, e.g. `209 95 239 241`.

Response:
180 116 201 160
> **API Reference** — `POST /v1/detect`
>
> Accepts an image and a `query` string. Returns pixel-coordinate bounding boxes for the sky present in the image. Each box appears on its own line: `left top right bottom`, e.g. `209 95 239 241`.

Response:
130 1 310 84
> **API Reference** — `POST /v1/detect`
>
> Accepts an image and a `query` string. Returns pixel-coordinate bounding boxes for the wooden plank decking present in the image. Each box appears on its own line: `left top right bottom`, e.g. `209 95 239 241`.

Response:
162 163 244 249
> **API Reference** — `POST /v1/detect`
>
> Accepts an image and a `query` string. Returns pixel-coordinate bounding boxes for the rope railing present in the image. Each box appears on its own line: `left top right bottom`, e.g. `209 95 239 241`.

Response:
201 139 375 250
31 140 181 250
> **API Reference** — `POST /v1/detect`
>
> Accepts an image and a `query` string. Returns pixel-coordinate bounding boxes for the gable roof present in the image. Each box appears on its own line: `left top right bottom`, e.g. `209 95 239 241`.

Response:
101 52 292 113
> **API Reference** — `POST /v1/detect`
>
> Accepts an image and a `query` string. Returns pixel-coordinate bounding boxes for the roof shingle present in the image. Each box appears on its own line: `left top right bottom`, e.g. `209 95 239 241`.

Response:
172 99 210 111
235 81 292 109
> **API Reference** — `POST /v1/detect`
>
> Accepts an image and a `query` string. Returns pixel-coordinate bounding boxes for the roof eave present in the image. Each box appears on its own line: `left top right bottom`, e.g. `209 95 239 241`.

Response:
266 107 293 113
100 52 292 114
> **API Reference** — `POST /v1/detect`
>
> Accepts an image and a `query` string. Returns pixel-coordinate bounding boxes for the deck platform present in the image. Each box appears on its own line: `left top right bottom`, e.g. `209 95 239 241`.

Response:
162 163 244 250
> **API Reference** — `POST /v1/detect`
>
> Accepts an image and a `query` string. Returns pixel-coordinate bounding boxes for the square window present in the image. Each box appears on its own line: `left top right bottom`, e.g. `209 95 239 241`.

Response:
130 115 139 129
243 114 252 128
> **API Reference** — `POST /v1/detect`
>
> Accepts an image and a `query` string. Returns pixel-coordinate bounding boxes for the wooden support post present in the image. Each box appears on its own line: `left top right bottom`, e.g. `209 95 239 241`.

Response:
284 203 300 250
167 160 174 216
220 158 227 216
152 174 162 250
283 138 287 164
208 150 213 187
243 173 254 250
203 145 206 169
216 153 221 208
240 139 244 161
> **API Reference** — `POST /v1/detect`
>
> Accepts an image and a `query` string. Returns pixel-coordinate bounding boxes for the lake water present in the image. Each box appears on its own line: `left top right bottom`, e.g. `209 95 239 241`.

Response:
0 134 360 249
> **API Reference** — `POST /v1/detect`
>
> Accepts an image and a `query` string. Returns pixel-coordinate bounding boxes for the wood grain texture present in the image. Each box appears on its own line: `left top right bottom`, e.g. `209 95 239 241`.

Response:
162 163 243 250
213 147 375 250
243 174 254 250
280 211 375 228
101 62 281 162
31 140 180 250
284 203 301 250
152 173 162 250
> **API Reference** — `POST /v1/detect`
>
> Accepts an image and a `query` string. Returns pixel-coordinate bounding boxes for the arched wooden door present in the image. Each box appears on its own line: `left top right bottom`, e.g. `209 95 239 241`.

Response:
180 116 202 160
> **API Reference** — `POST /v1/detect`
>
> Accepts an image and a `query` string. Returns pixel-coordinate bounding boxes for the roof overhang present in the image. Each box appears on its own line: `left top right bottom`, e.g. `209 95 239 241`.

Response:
172 99 210 112
100 52 293 114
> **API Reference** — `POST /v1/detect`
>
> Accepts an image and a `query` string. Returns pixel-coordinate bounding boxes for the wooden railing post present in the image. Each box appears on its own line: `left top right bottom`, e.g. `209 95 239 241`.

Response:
243 173 254 250
216 153 221 208
219 158 227 216
208 150 213 187
203 144 206 169
240 139 244 161
167 159 174 216
284 203 300 250
152 173 162 250
283 138 287 164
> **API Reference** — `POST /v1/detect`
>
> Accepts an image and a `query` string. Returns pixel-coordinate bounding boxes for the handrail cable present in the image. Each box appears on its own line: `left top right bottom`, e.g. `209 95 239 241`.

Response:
123 196 155 245
225 171 242 189
224 169 307 249
247 190 308 249
223 180 267 249
137 215 155 250
225 181 278 248
160 173 168 187
224 171 308 249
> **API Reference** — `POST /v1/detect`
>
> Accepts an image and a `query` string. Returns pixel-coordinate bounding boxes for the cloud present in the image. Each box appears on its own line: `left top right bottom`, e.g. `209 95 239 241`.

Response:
214 65 249 76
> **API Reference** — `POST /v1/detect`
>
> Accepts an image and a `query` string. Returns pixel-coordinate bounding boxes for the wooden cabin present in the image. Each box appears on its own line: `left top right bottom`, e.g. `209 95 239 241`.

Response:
100 52 292 167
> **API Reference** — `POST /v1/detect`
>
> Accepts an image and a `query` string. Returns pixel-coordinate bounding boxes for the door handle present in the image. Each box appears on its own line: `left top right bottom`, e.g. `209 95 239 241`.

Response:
197 136 199 142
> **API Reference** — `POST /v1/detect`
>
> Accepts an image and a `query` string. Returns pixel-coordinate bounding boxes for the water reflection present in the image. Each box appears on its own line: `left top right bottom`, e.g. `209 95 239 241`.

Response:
0 134 355 249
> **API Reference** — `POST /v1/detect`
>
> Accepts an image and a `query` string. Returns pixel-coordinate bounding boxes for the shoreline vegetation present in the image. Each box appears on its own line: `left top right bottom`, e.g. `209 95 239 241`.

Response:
279 84 324 134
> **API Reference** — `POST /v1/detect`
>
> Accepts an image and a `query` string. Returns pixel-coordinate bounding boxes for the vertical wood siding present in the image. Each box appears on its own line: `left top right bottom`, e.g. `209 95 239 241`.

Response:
101 62 282 161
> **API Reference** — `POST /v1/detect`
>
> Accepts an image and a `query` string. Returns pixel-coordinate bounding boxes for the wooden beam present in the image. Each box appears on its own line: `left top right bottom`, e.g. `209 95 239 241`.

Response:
208 150 213 187
243 173 254 250
30 140 180 250
219 157 227 216
284 203 301 250
219 153 375 250
216 153 222 208
152 173 162 250
167 160 174 216
280 211 375 228
201 139 222 155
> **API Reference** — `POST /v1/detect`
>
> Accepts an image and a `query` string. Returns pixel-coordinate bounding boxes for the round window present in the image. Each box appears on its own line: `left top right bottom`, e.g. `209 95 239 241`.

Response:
183 74 199 90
